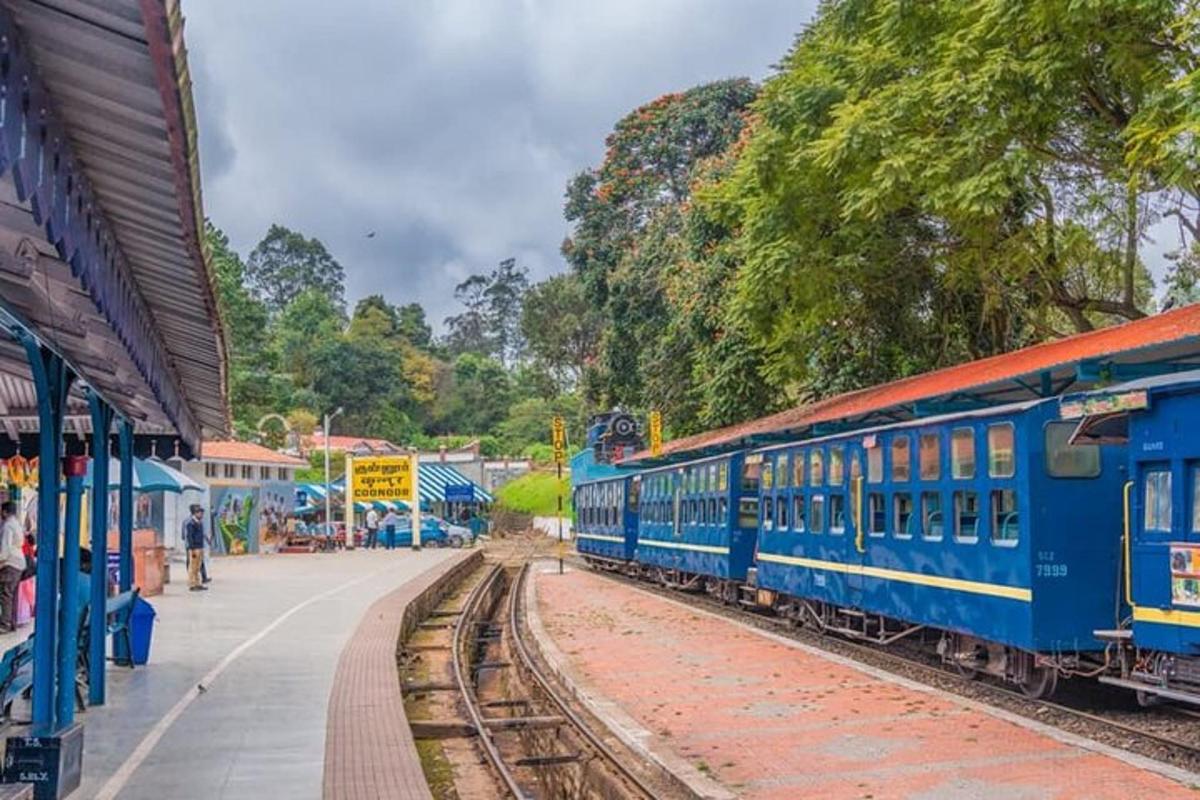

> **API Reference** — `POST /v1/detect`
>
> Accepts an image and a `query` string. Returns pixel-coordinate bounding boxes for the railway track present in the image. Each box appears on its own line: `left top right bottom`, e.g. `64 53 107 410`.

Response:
449 560 662 799
581 558 1200 774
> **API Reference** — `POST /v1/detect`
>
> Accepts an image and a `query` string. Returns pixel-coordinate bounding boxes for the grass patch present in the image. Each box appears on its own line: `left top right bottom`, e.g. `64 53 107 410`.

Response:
494 471 573 516
415 739 458 799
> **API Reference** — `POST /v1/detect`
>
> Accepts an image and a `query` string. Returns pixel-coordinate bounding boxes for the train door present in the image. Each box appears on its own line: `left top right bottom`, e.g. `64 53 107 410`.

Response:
671 468 684 570
845 440 867 606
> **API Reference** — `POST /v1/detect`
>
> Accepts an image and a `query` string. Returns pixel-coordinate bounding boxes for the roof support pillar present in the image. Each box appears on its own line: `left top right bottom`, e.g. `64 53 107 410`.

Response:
114 419 134 664
19 333 73 735
87 393 113 705
56 456 85 729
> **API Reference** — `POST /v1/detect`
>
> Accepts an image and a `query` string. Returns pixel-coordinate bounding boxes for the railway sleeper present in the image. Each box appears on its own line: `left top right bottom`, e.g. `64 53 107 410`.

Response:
513 753 582 767
410 719 479 739
482 715 565 730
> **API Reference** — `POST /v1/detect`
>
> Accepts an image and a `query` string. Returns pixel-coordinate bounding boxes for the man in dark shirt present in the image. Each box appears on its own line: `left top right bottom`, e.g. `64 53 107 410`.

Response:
184 504 208 592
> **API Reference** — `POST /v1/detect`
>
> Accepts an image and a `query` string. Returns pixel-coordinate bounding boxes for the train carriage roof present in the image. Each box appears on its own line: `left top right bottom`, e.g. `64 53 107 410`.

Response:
623 305 1200 467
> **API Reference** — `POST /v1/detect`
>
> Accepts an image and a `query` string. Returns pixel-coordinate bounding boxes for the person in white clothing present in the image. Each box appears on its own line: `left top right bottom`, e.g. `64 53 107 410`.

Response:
0 501 26 632
364 507 380 549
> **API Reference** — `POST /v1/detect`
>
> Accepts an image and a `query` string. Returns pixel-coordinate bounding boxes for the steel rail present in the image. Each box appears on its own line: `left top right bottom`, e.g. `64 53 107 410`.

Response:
508 562 660 799
451 562 527 799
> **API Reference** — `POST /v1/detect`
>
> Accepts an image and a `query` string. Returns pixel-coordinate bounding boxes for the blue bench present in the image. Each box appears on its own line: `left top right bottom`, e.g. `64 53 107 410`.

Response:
0 637 32 725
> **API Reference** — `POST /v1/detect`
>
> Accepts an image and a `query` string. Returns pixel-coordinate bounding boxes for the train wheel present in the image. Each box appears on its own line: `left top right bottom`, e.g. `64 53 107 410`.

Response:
1135 690 1162 708
1019 666 1058 699
953 661 980 681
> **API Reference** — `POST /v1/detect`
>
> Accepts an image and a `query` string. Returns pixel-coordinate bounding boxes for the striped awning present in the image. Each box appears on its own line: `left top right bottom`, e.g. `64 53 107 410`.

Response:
417 463 493 503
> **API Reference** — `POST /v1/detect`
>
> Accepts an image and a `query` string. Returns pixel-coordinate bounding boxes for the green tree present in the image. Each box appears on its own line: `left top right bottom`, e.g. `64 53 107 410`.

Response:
396 302 433 349
485 257 529 367
520 273 601 389
247 224 347 311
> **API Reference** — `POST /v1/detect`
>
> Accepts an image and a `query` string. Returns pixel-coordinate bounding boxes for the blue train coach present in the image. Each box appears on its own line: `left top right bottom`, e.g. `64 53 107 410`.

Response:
573 475 639 566
636 452 759 600
752 397 1127 697
1065 371 1200 705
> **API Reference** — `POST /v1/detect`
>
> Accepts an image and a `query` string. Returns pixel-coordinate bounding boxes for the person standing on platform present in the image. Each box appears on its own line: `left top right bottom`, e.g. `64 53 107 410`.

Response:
185 504 208 592
382 508 401 550
364 506 380 549
0 502 25 632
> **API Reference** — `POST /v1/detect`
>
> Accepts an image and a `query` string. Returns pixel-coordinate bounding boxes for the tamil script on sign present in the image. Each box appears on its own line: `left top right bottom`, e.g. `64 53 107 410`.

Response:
351 456 414 502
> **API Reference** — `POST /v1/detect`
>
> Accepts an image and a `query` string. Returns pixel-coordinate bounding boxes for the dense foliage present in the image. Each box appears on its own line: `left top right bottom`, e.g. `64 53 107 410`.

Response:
213 1 1200 454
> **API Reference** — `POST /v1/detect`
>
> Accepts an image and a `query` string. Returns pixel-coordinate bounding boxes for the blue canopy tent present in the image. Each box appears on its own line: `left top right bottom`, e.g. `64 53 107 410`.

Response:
79 457 205 494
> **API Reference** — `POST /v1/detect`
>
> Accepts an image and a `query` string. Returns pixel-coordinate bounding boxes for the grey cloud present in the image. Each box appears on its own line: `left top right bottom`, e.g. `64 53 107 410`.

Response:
185 0 816 326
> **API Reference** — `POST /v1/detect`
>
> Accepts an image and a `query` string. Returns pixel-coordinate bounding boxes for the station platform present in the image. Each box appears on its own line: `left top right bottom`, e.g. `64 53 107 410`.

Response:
528 564 1200 800
30 547 471 800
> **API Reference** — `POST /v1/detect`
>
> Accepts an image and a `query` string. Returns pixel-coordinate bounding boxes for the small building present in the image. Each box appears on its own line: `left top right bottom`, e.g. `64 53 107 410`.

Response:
165 442 307 555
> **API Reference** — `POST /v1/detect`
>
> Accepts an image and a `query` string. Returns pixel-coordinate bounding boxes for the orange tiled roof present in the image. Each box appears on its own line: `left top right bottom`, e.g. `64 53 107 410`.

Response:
307 433 400 452
627 304 1200 462
201 441 308 467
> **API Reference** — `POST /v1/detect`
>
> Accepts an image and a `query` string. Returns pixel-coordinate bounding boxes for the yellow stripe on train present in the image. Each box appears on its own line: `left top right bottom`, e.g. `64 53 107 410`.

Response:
1133 606 1200 629
637 539 731 555
756 552 1031 602
575 534 626 544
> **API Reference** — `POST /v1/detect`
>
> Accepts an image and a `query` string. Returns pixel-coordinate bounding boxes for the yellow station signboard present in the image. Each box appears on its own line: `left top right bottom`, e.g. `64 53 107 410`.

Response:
349 455 415 502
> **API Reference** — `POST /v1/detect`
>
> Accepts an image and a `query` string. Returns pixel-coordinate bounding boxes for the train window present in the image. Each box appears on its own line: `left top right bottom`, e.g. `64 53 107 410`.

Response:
776 456 789 488
1144 470 1173 532
922 492 943 540
793 451 806 487
829 447 845 485
738 498 759 528
809 495 825 534
742 460 761 492
919 434 941 481
793 496 806 532
894 494 914 539
892 435 911 482
867 443 883 483
868 493 886 536
1193 467 1200 533
990 489 1019 545
719 497 728 523
850 451 861 482
709 464 718 493
951 428 976 480
954 490 979 542
708 498 717 525
987 423 1015 478
830 494 846 533
1044 422 1101 478
777 497 789 530
810 450 824 485
762 496 774 530
628 480 640 512
718 463 728 491
762 458 774 490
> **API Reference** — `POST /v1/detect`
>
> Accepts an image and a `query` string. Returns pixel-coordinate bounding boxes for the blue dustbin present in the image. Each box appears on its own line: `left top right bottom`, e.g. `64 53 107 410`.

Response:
130 596 157 665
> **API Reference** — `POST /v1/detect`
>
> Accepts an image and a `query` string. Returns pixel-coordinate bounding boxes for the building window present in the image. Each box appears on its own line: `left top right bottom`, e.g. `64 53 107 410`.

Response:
793 496 806 533
991 489 1019 545
260 466 271 480
810 450 824 486
951 428 975 480
954 490 979 542
1044 422 1101 478
224 463 235 479
204 462 217 478
809 495 825 534
829 447 844 486
922 492 943 540
1144 470 1172 532
894 494 913 538
867 443 883 484
278 467 290 480
241 465 253 480
868 493 886 536
987 423 1015 478
892 435 911 482
793 450 805 487
919 434 940 481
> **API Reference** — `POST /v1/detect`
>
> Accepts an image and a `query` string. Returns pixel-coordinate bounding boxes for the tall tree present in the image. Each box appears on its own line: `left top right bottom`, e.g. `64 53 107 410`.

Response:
443 274 494 357
396 302 433 349
484 257 529 368
521 272 601 388
247 224 347 311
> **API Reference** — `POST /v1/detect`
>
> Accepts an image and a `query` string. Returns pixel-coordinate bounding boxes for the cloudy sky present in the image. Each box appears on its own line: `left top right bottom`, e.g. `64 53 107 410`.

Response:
185 1 817 327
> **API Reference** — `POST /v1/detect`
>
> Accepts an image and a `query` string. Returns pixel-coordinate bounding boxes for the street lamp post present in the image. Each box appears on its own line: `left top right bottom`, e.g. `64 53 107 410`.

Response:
324 406 343 547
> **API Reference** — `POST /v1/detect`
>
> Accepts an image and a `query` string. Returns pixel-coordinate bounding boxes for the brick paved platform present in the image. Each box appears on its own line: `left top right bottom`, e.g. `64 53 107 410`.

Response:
530 564 1200 800
64 548 467 800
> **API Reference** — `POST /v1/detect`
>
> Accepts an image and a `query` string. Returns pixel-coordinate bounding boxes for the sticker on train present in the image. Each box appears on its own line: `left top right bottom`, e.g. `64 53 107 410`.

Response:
1170 544 1200 608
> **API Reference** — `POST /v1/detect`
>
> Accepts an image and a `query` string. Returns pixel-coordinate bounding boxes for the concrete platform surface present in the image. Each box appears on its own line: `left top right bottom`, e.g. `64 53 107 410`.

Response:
530 564 1200 800
63 548 462 800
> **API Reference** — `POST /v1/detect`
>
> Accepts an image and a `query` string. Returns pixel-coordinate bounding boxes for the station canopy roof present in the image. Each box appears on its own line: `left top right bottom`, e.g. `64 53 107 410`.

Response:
0 0 229 457
623 304 1200 466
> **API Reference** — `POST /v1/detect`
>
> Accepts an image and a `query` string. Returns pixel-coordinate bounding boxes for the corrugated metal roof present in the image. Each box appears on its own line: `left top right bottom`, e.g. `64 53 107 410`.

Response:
0 0 228 442
626 304 1200 464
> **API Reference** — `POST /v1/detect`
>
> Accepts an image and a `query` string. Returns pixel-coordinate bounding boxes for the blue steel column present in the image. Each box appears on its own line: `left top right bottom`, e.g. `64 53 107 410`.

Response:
114 420 133 665
87 393 113 705
19 334 71 735
56 456 85 728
